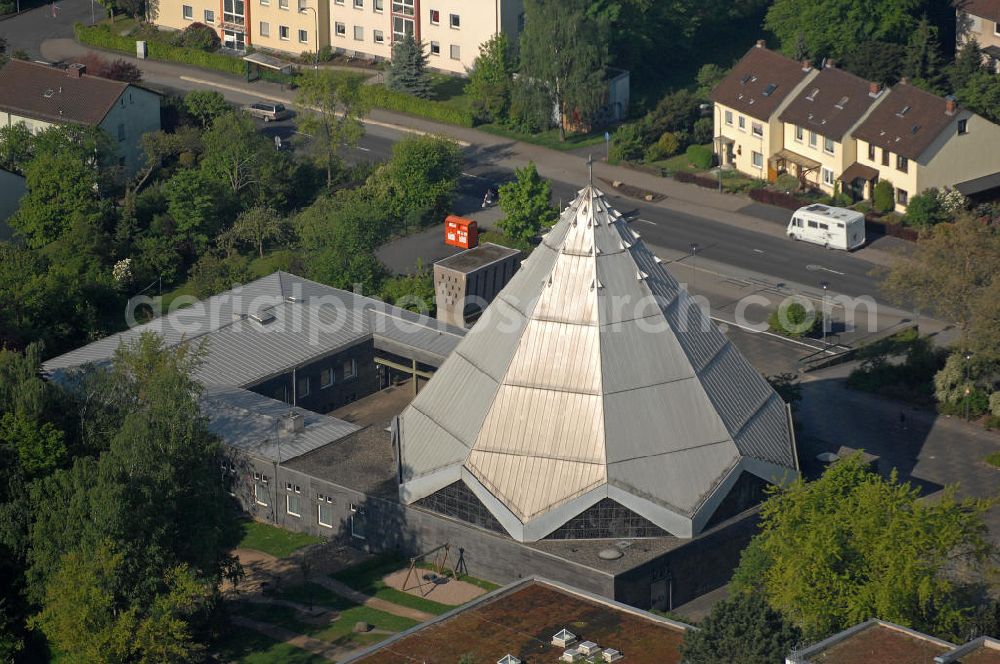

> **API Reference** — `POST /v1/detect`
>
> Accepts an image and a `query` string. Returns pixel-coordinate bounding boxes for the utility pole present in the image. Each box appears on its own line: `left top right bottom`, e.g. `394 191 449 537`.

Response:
689 243 699 294
820 281 829 347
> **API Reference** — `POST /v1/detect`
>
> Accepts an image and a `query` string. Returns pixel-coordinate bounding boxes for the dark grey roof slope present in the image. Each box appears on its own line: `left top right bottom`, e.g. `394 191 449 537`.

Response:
0 59 131 125
779 66 886 140
398 186 797 542
43 272 466 384
711 42 814 122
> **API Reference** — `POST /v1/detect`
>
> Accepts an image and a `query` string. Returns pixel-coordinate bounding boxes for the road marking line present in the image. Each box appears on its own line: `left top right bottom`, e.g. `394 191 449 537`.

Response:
355 146 371 152
753 248 764 253
637 218 657 226
461 172 486 179
711 315 839 354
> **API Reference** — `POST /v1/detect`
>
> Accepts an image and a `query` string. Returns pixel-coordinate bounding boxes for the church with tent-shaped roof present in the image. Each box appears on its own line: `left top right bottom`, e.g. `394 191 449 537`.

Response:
397 185 799 543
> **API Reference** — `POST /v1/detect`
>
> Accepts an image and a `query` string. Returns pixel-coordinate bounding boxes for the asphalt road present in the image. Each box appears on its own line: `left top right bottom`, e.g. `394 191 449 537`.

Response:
0 0 99 60
457 161 886 302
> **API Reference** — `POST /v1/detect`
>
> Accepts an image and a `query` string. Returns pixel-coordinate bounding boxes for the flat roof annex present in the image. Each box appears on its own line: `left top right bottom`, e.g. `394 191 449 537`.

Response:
345 577 691 664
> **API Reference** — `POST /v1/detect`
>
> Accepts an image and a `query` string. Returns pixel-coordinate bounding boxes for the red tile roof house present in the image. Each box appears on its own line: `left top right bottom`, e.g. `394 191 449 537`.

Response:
0 59 161 175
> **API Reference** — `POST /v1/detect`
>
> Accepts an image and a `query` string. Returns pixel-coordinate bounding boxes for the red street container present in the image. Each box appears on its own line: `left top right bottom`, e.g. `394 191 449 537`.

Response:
444 215 478 249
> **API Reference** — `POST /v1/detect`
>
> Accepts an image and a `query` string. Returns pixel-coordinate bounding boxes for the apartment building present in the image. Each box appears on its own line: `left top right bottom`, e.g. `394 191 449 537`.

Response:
0 60 161 175
711 40 819 181
777 63 887 198
154 0 523 74
956 0 1000 73
851 81 1000 212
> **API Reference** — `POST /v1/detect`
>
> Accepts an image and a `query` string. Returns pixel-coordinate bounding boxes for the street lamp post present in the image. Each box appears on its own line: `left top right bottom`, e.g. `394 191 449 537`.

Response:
299 1 318 68
820 281 829 347
689 243 699 294
964 351 973 420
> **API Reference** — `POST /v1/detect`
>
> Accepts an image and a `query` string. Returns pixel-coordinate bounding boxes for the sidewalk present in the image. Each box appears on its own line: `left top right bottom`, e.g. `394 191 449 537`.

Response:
41 36 904 268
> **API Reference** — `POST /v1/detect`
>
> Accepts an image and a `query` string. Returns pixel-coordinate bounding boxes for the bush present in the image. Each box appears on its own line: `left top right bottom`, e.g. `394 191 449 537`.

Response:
685 144 713 170
847 330 945 406
775 173 800 193
359 85 474 127
873 179 895 214
608 123 644 163
749 188 803 210
673 171 718 189
644 131 681 162
74 23 245 76
170 22 221 51
904 189 946 228
692 116 714 145
641 89 700 143
768 300 822 337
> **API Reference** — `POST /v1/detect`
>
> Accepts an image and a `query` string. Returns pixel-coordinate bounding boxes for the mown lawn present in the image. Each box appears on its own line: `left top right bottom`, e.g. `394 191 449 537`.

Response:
212 625 329 664
332 554 497 615
238 521 323 558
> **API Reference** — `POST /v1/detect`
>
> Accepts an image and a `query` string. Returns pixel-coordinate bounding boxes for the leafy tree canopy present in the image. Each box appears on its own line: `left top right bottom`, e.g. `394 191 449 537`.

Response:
731 455 994 641
497 162 558 242
680 592 801 664
295 70 368 187
465 33 516 123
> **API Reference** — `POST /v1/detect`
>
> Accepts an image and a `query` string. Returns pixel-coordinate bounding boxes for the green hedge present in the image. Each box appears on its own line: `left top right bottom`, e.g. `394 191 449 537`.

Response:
361 84 474 128
74 23 245 77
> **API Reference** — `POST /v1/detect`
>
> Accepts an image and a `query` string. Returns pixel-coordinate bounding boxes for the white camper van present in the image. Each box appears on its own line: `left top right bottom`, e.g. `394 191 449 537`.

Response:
786 204 866 251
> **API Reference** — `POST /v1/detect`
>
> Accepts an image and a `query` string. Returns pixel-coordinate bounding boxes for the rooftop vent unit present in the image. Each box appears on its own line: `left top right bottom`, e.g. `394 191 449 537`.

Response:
577 641 601 657
602 648 623 662
762 83 777 96
552 629 577 648
896 105 911 117
285 295 306 304
284 412 305 434
560 649 583 663
249 309 276 325
497 655 521 664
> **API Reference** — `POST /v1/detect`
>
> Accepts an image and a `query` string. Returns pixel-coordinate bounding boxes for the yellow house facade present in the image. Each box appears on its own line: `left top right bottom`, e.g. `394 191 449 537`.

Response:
851 81 1000 212
153 0 523 74
711 41 818 182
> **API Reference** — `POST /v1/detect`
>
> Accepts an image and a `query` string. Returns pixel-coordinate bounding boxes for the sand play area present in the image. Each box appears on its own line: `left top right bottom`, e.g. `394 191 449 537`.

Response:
382 568 488 606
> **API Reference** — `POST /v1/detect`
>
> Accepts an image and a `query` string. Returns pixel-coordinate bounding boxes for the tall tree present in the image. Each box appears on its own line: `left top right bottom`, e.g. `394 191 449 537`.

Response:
904 16 946 93
731 455 994 641
368 135 462 229
295 70 368 187
183 90 230 128
465 33 516 123
225 205 284 257
764 0 922 60
200 111 274 201
386 35 432 99
949 39 987 92
956 71 1000 124
497 162 558 242
680 592 801 664
882 215 1000 342
519 0 609 139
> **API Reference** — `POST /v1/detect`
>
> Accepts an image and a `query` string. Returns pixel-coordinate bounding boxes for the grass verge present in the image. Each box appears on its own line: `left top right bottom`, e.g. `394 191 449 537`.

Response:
238 520 323 558
233 599 418 647
986 451 1000 468
212 625 329 664
477 124 607 151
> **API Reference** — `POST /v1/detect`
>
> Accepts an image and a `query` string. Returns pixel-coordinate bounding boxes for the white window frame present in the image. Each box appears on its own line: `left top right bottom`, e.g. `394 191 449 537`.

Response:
823 137 835 154
320 367 334 389
751 150 763 168
259 21 270 36
335 21 346 36
182 4 193 19
429 8 439 24
429 40 440 55
449 12 459 28
354 0 363 7
279 25 290 40
751 122 763 137
286 493 301 517
354 25 363 40
343 358 357 380
335 0 343 4
373 0 383 11
724 110 732 126
449 44 460 59
299 28 308 42
738 115 745 130
204 8 215 22
374 29 384 42
822 167 835 186
809 131 817 147
278 0 288 8
318 502 333 527
297 375 310 398
794 125 803 142
349 503 365 540
896 188 909 205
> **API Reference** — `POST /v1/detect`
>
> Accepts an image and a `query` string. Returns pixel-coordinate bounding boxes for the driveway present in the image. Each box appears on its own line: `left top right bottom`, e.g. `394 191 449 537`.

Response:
0 0 101 60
